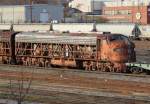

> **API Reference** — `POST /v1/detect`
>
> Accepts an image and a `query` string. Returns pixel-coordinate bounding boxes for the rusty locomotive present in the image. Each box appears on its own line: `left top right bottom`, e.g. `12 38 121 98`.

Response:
0 31 136 72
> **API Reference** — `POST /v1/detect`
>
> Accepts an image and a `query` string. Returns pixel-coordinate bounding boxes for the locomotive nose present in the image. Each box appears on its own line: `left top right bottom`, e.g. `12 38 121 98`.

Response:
113 48 124 53
110 41 128 63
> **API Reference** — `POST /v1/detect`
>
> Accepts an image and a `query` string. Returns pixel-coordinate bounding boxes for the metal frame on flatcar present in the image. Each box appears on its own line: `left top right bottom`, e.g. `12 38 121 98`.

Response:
15 42 97 66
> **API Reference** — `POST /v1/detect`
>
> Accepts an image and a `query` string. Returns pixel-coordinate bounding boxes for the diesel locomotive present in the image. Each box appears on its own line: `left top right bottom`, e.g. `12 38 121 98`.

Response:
0 31 136 72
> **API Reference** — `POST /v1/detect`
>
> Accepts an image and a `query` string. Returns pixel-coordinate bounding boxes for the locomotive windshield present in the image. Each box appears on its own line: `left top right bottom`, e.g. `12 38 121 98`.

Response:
109 34 131 45
109 35 121 41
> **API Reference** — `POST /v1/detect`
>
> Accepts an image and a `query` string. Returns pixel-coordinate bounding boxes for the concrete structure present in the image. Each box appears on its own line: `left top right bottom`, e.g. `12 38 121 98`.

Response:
0 23 94 33
0 23 12 30
139 25 150 38
13 23 51 32
0 23 150 38
96 23 139 37
53 23 94 32
69 0 104 14
0 4 64 23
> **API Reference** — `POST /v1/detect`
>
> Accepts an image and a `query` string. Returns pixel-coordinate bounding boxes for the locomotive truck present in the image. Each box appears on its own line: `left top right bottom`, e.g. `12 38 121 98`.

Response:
0 31 137 73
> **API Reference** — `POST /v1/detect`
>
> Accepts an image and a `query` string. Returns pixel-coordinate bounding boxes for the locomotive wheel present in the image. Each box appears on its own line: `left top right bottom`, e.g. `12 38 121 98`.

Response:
109 65 117 72
10 58 16 65
85 65 91 71
97 64 103 71
84 61 97 71
45 60 51 67
85 65 88 71
38 62 43 67
17 59 23 65
91 66 97 71
97 67 101 71
76 60 83 69
105 67 111 72
3 60 8 64
116 69 122 73
102 66 107 72
91 62 97 71
130 67 143 74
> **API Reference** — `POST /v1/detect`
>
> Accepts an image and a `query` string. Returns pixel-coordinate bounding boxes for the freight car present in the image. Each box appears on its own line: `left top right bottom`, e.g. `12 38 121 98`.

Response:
0 32 136 72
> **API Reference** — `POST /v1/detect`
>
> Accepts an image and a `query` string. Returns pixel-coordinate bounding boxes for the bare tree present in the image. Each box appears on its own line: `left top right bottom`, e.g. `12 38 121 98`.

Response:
8 68 34 104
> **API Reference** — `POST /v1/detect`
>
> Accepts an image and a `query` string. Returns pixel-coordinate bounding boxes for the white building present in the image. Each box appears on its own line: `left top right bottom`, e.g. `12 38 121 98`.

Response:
69 0 104 13
0 4 64 23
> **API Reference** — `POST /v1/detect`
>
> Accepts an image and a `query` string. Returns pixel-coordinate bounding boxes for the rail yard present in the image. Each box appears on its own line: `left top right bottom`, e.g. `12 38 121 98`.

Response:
0 64 150 104
0 23 150 103
0 40 149 104
0 0 150 104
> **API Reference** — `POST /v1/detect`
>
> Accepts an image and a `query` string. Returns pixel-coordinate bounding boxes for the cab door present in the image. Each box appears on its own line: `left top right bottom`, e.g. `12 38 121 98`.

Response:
96 38 101 60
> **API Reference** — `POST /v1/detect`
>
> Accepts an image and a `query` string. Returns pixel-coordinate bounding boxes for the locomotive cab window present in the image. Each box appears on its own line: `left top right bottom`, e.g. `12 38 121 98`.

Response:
109 35 121 42
120 35 131 45
109 34 131 45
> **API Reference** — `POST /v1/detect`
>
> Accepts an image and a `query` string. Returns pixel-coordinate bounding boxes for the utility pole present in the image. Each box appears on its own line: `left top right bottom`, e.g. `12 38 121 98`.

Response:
16 0 19 5
30 0 33 23
92 0 94 23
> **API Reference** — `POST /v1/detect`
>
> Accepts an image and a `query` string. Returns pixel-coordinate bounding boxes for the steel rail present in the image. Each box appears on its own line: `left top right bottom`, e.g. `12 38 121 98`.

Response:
0 64 149 77
0 64 150 83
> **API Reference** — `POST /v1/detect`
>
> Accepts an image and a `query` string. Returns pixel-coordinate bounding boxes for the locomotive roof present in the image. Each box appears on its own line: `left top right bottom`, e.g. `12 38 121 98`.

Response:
15 32 98 45
15 32 123 45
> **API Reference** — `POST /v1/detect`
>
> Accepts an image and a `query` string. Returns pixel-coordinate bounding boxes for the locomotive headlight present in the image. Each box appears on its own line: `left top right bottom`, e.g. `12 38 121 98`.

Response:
113 48 123 53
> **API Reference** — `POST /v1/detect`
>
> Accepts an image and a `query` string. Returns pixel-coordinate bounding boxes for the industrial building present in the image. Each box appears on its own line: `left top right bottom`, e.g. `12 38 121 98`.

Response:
102 0 150 24
69 0 150 24
102 5 150 24
69 0 104 14
0 4 64 23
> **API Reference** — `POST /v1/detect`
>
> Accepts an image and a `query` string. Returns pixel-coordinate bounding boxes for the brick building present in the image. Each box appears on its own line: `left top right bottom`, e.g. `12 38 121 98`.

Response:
102 5 150 25
101 0 150 25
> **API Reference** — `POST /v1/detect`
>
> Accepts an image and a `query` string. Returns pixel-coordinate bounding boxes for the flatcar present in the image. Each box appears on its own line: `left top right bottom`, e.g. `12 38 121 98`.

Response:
0 32 136 72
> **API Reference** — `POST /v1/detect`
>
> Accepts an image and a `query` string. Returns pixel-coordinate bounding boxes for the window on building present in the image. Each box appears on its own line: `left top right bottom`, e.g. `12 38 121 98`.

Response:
104 10 131 15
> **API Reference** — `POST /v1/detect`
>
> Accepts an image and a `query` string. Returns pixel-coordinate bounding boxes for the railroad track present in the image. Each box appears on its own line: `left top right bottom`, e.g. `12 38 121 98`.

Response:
0 64 150 103
0 86 150 104
0 64 150 83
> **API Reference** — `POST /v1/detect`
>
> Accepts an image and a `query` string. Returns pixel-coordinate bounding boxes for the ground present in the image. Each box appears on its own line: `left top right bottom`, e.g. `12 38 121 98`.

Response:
134 41 150 62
